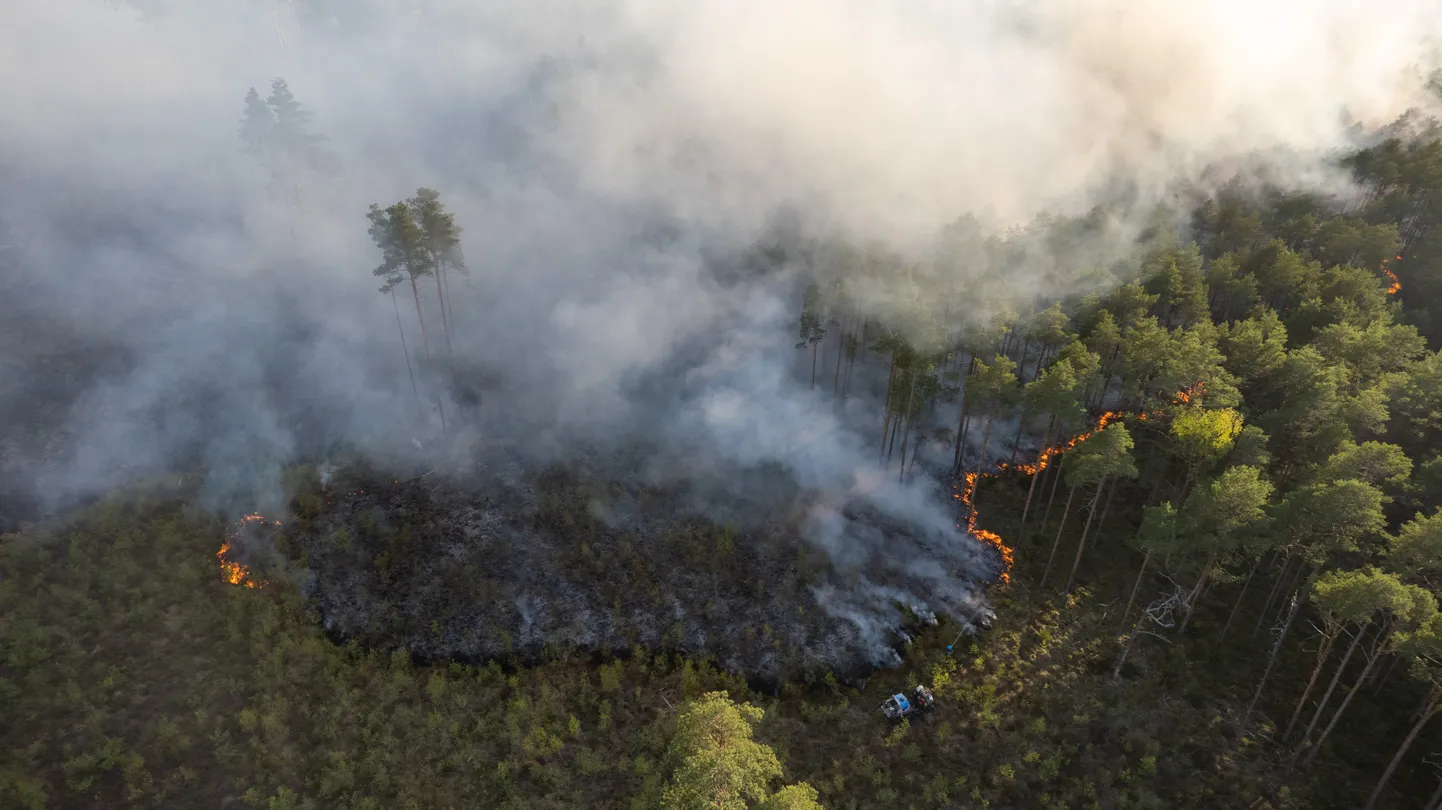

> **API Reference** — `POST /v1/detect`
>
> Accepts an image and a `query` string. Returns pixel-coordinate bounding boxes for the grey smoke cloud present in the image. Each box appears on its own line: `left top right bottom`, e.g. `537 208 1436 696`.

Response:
0 0 1437 662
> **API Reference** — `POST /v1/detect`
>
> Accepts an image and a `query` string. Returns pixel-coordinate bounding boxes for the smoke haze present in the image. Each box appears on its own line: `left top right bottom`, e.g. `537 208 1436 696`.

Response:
1 0 1438 668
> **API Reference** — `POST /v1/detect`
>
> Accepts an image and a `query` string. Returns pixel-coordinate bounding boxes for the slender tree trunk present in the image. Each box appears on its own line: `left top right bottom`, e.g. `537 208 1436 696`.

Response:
880 357 896 460
842 349 853 398
897 413 915 482
833 324 845 396
951 392 971 474
1367 686 1442 807
1008 405 1031 466
1293 624 1367 764
906 424 925 482
1371 653 1403 696
1176 547 1211 631
391 289 422 410
1018 416 1057 532
896 372 920 476
1256 556 1297 637
880 410 894 463
882 403 894 461
1113 614 1146 680
433 265 454 357
1220 555 1264 640
1302 636 1389 767
1244 592 1304 726
1039 455 1066 536
810 341 819 389
1282 627 1340 742
1041 484 1077 588
405 275 434 361
1063 478 1107 595
1094 477 1120 542
1118 548 1153 633
438 260 457 340
972 414 994 508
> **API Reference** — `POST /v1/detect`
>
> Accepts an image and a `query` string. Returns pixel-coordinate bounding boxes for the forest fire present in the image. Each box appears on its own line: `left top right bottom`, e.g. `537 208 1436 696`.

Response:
1381 254 1402 295
954 384 1201 587
951 411 1122 585
955 472 1014 585
218 512 278 589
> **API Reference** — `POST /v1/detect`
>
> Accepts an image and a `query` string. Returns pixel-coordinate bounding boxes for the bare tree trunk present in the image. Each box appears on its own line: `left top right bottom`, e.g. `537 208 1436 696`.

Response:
1008 405 1031 466
810 341 819 389
1113 615 1145 680
887 405 902 463
897 413 915 482
1039 455 1066 536
833 323 845 396
1244 593 1304 726
1041 484 1077 589
906 425 925 483
1220 555 1264 640
1094 476 1120 542
1117 548 1153 634
1018 417 1057 533
1365 690 1441 809
1371 652 1403 696
972 414 993 509
1302 637 1388 768
880 410 894 463
1282 627 1339 741
880 357 896 460
1177 552 1216 634
1256 556 1298 637
951 392 971 474
438 259 457 339
391 289 422 410
1063 478 1108 595
407 273 446 430
433 265 454 357
896 372 920 477
409 274 433 359
1292 624 1367 766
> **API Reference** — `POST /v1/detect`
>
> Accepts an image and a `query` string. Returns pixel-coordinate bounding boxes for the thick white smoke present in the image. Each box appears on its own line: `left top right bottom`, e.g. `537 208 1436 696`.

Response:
0 0 1437 668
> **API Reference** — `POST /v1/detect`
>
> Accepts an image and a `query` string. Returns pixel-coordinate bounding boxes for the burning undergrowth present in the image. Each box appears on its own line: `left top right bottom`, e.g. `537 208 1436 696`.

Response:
219 512 280 589
274 452 999 682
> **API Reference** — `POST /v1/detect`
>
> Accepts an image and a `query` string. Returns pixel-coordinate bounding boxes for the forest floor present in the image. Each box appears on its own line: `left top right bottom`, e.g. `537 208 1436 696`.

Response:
0 470 1433 809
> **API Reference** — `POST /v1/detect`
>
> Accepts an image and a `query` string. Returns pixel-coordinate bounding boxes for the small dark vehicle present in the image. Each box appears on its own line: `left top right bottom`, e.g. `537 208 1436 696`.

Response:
880 685 936 721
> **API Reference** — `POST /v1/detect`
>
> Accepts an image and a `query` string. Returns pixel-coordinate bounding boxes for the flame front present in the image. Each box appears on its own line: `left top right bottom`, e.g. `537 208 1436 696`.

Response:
955 471 1014 585
218 512 278 589
1381 254 1402 296
955 384 1199 587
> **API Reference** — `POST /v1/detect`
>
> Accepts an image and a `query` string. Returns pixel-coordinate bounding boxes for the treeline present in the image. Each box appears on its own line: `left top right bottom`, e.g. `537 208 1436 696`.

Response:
785 110 1442 805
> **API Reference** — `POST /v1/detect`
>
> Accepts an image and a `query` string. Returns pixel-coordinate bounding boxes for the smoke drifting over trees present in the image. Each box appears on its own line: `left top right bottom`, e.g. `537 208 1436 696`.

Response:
1 2 1439 671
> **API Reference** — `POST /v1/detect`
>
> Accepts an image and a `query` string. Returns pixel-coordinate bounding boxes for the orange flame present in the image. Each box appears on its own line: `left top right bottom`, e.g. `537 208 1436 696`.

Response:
954 471 1015 585
218 512 278 589
1381 255 1402 296
956 384 1199 587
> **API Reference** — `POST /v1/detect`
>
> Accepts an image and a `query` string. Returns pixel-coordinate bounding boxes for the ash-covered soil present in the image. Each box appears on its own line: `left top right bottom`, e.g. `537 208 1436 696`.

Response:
277 455 999 681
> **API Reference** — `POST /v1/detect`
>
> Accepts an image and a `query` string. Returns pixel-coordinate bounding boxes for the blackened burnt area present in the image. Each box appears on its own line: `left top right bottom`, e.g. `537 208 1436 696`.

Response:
282 462 990 682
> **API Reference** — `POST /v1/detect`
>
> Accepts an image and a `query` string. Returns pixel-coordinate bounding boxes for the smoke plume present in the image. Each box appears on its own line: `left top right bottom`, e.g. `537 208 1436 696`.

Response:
0 0 1437 671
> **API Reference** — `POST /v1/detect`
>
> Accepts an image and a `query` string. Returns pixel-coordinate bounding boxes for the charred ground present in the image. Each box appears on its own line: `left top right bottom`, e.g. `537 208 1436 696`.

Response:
275 454 998 683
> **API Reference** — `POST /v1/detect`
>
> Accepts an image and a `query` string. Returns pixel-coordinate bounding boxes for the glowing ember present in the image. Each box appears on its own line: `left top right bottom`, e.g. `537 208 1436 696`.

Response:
218 512 279 589
1381 254 1402 295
